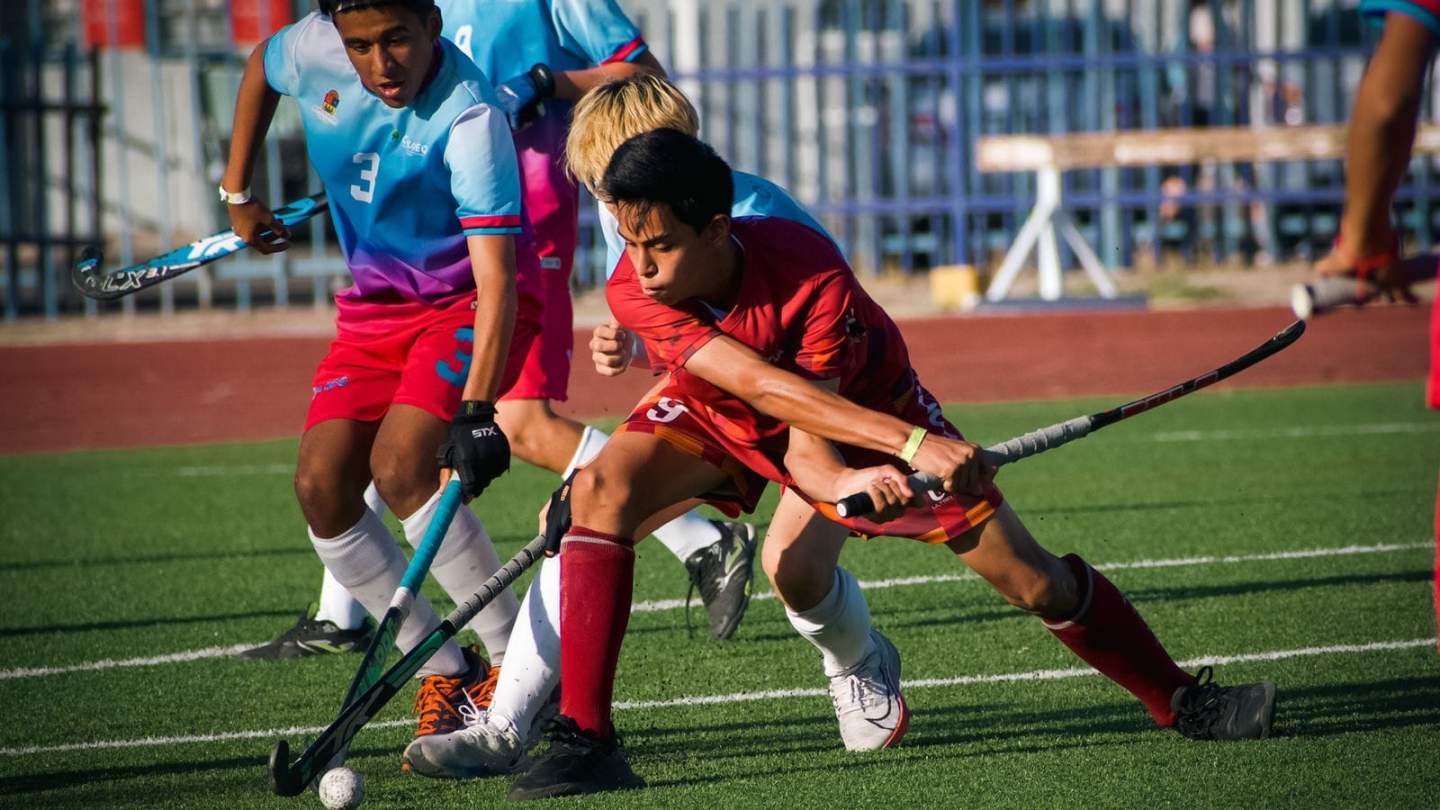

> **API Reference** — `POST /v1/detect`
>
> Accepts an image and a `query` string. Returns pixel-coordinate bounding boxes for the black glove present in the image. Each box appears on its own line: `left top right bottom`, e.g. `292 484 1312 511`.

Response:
541 474 575 557
494 63 557 131
437 400 510 502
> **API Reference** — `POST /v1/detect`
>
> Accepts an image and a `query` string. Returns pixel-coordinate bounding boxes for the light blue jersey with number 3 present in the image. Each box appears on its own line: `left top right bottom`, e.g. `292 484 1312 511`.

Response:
264 12 527 303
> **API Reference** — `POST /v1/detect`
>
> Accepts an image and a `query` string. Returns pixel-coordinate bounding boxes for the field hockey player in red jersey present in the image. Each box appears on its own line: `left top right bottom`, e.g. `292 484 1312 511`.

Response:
505 129 1280 800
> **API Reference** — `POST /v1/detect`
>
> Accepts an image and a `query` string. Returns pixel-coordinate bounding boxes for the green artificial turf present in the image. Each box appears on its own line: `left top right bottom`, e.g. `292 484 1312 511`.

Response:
0 381 1435 808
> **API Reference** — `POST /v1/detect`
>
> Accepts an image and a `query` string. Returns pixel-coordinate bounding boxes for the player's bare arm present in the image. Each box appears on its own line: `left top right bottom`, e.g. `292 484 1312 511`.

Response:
683 335 988 496
1314 13 1435 298
462 234 518 403
553 51 664 101
221 40 290 253
784 422 913 523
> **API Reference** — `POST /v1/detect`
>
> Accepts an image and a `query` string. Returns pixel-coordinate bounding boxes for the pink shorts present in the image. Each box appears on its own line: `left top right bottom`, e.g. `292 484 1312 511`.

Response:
501 128 580 403
305 291 541 431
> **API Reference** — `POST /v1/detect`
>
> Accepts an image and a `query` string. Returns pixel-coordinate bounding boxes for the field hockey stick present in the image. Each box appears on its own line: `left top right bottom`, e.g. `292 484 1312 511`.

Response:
1290 253 1436 319
269 532 548 797
320 478 464 772
836 319 1307 518
71 191 328 301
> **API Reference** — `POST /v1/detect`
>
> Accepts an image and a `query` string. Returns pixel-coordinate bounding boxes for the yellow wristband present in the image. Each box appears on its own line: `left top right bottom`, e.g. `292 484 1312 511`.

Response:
898 426 928 464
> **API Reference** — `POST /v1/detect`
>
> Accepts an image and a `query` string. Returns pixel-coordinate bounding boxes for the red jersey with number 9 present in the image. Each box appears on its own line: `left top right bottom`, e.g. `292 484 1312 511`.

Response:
606 217 921 442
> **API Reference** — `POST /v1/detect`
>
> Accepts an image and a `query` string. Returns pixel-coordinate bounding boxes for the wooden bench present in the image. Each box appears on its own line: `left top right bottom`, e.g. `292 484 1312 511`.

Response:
974 124 1440 301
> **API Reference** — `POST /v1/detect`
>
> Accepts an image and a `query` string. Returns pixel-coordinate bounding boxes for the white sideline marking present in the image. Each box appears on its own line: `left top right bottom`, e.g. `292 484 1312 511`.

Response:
628 541 1431 613
161 422 1440 479
0 644 252 681
0 542 1424 683
615 638 1437 710
172 463 292 477
1 638 1432 757
1147 422 1438 443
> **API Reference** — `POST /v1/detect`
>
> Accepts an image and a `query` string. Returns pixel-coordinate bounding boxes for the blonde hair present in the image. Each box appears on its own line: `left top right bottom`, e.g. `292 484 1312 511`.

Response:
565 74 700 194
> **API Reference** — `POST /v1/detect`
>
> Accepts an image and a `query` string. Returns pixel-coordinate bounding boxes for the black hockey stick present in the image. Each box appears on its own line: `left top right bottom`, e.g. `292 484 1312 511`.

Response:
268 533 548 797
836 319 1307 517
1290 254 1435 319
71 192 328 301
320 479 463 773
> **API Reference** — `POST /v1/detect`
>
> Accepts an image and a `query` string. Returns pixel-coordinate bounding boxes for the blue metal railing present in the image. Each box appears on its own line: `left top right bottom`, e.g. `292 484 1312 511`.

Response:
6 0 1437 317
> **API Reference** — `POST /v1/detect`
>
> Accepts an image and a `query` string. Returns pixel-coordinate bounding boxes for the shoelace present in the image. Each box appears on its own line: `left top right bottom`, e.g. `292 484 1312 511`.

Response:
1174 666 1223 734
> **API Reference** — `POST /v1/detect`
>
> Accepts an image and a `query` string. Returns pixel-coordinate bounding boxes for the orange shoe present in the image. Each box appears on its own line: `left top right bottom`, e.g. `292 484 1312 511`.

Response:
411 647 497 739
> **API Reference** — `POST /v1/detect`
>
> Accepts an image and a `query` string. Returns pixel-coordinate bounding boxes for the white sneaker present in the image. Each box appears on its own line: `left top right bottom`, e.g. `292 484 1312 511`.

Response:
827 630 909 751
401 711 528 779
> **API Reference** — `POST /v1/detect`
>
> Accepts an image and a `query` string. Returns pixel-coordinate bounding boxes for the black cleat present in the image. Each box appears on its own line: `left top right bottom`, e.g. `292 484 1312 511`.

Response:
1171 666 1277 741
683 521 758 640
238 606 374 660
507 716 644 800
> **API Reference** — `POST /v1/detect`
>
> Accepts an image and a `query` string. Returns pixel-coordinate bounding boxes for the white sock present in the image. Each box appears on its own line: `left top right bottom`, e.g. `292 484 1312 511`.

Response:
308 508 467 678
561 425 611 479
652 510 722 560
486 556 561 738
564 425 721 560
313 482 386 630
400 489 520 666
786 567 875 677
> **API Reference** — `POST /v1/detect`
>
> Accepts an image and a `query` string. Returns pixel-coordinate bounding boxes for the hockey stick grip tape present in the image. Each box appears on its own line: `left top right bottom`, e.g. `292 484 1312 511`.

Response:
834 416 1094 518
451 534 548 628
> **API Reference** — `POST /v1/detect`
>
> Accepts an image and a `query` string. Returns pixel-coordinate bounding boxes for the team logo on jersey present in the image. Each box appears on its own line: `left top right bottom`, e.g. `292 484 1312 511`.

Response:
312 90 341 125
391 130 430 157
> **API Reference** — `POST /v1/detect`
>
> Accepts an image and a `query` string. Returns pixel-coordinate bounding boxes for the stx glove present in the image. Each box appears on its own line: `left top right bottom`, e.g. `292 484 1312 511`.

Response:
438 400 510 502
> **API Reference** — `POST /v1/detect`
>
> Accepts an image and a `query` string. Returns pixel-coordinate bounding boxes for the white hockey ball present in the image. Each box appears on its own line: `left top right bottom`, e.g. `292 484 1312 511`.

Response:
318 766 364 810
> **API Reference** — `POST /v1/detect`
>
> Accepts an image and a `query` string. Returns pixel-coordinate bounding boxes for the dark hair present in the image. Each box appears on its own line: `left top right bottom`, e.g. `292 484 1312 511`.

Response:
600 129 733 236
319 0 435 17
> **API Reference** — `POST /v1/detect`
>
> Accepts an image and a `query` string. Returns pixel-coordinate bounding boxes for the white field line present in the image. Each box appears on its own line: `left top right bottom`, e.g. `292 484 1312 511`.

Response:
171 463 292 477
1 541 1427 682
629 540 1431 613
617 638 1437 710
0 644 251 681
1 637 1432 757
1147 421 1438 443
159 422 1440 479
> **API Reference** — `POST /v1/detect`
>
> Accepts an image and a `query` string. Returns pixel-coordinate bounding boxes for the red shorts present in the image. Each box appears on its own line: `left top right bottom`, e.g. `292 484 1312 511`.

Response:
304 291 541 431
615 373 1004 544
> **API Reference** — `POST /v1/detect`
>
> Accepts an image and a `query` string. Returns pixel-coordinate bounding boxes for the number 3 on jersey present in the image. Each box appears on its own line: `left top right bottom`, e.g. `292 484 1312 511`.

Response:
645 397 688 423
351 152 379 203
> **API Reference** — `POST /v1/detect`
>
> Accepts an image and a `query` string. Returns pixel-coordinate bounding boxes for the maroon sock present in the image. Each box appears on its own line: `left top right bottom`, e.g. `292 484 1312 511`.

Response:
558 526 635 738
1043 553 1195 727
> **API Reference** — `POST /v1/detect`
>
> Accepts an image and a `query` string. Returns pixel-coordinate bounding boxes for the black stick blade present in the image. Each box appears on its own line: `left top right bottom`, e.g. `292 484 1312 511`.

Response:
269 739 304 797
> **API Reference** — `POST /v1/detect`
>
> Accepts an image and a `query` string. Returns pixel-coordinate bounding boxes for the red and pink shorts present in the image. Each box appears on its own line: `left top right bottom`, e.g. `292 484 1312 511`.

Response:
304 290 541 431
501 127 581 403
615 375 1003 544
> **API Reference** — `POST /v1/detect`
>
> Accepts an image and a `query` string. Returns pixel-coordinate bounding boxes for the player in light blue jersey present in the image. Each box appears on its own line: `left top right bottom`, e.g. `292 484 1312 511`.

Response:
221 0 545 754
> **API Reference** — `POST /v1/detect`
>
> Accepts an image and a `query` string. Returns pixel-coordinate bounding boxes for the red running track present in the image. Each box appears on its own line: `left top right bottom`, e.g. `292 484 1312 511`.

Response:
0 306 1429 455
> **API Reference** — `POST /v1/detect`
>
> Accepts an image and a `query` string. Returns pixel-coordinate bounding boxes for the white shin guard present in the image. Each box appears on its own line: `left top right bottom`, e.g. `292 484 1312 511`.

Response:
485 556 561 740
399 489 520 666
313 482 386 631
308 508 466 677
786 567 876 677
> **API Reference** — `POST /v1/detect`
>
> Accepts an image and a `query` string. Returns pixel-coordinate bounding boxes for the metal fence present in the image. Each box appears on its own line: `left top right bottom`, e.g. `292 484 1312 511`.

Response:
2 0 1436 318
